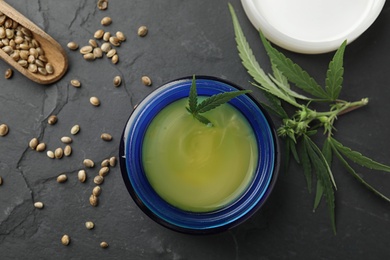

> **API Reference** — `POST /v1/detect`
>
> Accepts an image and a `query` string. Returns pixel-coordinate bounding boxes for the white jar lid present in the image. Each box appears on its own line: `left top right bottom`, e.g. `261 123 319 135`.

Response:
241 0 386 54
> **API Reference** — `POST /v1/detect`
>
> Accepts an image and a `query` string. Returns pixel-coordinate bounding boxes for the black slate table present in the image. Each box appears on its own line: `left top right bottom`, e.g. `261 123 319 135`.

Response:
0 0 389 259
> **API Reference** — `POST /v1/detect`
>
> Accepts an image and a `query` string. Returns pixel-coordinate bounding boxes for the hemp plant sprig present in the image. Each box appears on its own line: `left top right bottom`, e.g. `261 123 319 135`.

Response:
186 75 251 126
229 4 390 234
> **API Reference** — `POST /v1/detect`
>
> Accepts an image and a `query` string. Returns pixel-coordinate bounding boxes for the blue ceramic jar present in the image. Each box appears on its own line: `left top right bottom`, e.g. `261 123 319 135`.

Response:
119 76 280 234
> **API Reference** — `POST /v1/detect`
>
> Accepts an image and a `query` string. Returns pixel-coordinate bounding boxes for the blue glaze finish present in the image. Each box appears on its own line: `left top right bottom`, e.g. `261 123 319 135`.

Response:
119 76 280 234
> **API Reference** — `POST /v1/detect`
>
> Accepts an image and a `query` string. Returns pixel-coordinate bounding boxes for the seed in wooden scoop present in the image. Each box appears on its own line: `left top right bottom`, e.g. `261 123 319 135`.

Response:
85 221 95 230
78 170 86 183
61 235 70 246
57 174 68 183
83 159 95 168
100 241 109 248
100 133 112 141
0 176 3 186
34 202 44 209
89 194 98 207
90 97 100 106
93 175 104 185
0 124 9 136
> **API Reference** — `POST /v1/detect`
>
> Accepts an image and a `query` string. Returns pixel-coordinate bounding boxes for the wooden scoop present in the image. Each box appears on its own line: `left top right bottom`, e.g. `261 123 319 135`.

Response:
0 0 68 84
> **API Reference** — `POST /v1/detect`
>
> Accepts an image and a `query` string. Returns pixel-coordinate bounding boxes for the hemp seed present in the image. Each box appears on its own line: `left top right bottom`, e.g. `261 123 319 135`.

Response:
106 48 116 58
83 159 95 168
83 53 95 61
111 54 118 64
141 76 152 86
101 159 110 167
29 138 39 150
47 150 55 159
47 115 58 125
85 221 95 230
61 235 70 246
57 174 68 183
101 42 111 53
98 167 109 177
34 202 44 209
92 186 102 196
100 241 109 249
93 175 104 185
100 133 112 141
67 41 79 50
61 136 72 144
80 45 93 54
70 124 80 135
78 170 87 183
93 47 103 58
64 145 72 157
94 29 104 39
113 75 121 87
90 96 100 106
89 194 98 206
109 156 117 167
103 31 111 42
89 39 98 48
54 147 64 159
137 26 148 37
70 79 81 88
0 124 9 136
101 17 112 26
36 143 46 152
116 31 126 42
5 68 12 79
97 0 108 10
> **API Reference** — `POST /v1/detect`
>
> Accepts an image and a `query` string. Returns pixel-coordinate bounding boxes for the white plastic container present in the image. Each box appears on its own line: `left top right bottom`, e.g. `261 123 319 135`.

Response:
241 0 386 54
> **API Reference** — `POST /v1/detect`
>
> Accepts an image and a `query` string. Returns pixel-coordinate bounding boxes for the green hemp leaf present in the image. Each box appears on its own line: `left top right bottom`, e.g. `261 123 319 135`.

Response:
186 75 251 126
229 3 390 234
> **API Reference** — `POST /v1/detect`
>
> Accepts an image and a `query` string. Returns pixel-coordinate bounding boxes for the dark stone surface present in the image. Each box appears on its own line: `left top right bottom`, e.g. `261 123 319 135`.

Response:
0 0 389 259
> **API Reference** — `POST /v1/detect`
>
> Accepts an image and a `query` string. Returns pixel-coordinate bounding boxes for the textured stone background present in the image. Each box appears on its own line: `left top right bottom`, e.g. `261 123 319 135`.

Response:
0 0 389 259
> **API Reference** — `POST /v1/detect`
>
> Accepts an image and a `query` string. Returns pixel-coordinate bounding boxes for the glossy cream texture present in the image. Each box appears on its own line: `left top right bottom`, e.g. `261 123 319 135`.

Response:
142 98 258 212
